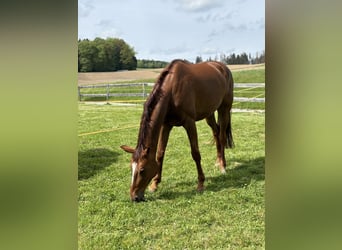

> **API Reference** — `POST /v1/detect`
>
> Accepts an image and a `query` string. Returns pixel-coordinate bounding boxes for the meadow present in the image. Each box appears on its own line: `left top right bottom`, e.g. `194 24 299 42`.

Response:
78 103 265 249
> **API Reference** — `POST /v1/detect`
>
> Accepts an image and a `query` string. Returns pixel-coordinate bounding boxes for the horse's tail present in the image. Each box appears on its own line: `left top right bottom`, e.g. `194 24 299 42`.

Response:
225 64 234 92
225 64 234 149
226 110 234 148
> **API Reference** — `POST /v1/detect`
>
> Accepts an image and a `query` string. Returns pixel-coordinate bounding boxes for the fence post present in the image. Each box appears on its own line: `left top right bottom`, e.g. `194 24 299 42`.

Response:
78 86 81 101
106 84 109 102
142 83 146 98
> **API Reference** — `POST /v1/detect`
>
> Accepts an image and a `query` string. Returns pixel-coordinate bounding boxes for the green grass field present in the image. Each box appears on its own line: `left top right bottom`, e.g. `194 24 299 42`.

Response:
233 69 265 83
78 103 265 249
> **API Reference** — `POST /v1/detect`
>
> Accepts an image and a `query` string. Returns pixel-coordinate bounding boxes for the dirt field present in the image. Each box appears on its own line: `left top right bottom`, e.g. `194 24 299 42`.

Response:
78 63 264 85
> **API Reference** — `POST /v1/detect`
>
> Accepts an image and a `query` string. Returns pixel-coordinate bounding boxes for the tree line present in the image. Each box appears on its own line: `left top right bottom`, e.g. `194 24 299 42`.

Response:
195 51 265 64
78 38 137 72
137 59 169 69
78 37 264 72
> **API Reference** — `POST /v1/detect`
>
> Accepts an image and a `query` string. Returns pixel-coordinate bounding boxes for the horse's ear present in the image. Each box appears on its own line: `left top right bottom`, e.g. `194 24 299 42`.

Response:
142 147 150 158
120 145 135 154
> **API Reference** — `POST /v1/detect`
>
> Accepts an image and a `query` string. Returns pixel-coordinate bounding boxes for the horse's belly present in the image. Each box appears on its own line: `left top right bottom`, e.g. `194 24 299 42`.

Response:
172 96 220 121
164 111 186 126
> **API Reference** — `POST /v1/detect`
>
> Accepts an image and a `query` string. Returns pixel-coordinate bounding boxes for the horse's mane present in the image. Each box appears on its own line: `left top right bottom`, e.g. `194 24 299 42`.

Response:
134 59 187 160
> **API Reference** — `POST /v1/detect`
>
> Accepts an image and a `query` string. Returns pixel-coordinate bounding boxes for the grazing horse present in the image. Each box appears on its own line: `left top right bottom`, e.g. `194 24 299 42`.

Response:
121 59 234 202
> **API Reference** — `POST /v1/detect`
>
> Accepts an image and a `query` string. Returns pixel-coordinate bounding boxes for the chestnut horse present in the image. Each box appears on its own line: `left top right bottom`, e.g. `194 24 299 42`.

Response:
121 59 234 202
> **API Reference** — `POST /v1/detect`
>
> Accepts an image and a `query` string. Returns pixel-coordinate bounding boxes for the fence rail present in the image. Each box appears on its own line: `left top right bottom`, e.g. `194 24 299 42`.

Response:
78 82 265 102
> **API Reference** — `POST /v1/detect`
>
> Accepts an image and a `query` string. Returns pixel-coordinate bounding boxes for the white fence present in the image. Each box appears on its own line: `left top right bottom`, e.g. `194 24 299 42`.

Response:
78 83 265 103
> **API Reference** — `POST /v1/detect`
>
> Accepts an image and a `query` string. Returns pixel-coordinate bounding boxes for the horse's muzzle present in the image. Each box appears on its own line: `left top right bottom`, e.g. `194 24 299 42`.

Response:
131 190 145 202
132 195 145 202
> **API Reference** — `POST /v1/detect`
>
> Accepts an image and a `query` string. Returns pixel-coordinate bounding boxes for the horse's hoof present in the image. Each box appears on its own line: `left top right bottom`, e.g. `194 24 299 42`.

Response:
220 168 227 174
197 185 205 192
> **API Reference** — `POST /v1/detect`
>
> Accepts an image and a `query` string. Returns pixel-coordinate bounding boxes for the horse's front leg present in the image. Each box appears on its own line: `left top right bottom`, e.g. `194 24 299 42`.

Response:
183 119 205 192
150 124 172 192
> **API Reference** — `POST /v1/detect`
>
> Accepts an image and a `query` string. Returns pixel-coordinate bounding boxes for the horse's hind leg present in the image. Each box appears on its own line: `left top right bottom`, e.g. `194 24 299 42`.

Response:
183 119 205 191
217 104 233 174
150 124 172 192
205 114 223 170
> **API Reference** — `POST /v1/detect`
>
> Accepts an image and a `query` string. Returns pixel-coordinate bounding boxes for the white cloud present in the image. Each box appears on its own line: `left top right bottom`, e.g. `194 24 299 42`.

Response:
208 29 220 38
226 23 248 32
175 0 223 12
96 19 113 27
195 13 212 22
196 11 235 23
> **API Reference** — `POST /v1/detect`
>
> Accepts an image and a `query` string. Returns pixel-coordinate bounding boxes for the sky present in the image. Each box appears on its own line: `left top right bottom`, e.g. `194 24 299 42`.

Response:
78 0 265 62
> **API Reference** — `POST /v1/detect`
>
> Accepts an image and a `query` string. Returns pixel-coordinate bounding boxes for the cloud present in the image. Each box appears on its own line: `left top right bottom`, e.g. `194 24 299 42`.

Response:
224 18 265 33
195 13 212 22
175 0 223 12
204 22 249 43
78 0 94 18
96 19 113 27
197 47 236 59
226 23 248 32
93 19 124 38
196 11 235 23
208 29 220 38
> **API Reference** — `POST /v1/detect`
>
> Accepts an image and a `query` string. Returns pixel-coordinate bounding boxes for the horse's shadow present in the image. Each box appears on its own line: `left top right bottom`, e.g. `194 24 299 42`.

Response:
154 156 265 200
78 148 119 180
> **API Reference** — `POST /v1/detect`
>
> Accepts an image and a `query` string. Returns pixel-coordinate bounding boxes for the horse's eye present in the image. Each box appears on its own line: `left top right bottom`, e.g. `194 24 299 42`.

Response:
139 168 145 174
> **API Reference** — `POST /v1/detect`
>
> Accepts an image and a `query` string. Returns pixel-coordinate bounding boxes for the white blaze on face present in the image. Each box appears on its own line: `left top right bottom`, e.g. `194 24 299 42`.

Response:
131 162 137 185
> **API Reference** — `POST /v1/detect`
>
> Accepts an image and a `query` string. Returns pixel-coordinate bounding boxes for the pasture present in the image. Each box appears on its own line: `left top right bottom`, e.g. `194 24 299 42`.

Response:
78 103 265 249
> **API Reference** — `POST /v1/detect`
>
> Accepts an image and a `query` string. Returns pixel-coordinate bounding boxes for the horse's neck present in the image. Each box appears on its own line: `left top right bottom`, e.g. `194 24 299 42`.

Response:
144 97 168 156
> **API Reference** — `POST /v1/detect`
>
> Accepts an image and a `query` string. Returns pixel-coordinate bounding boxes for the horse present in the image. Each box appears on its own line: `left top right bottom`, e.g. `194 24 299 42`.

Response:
120 59 234 202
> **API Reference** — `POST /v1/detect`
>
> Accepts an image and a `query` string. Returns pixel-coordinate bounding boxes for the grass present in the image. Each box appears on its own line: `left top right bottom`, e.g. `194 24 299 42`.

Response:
78 103 265 249
232 69 265 83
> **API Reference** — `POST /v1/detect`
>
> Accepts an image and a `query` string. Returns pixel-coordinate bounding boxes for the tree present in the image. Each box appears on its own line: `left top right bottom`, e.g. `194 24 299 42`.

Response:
119 42 137 70
78 39 98 72
251 50 265 64
93 38 106 71
78 37 137 72
195 56 203 63
136 59 168 68
106 38 122 71
194 51 265 65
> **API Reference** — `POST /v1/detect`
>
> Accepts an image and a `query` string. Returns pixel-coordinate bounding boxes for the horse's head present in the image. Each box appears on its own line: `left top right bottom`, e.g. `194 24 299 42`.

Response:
120 145 158 202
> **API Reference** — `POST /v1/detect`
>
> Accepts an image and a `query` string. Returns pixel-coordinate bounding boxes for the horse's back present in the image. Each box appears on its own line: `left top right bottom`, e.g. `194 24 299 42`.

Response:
168 61 233 120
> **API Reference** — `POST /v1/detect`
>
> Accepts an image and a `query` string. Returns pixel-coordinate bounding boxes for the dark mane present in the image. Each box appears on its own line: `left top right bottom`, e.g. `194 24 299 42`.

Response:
134 59 185 160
